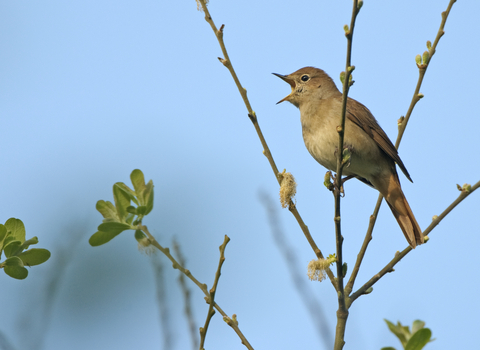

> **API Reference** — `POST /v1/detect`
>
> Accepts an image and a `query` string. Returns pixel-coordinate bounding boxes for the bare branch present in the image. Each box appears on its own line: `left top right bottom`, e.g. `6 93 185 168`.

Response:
199 236 229 349
349 179 480 305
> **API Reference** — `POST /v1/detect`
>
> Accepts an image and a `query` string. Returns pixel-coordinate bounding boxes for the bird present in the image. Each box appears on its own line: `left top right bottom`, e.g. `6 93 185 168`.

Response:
273 66 423 248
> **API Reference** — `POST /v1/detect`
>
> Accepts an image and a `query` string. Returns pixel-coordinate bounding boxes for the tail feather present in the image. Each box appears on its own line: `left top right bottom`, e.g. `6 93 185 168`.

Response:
375 171 423 248
385 198 423 248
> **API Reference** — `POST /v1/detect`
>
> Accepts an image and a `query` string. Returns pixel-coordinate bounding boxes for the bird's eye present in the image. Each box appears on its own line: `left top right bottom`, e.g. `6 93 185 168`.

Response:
301 75 309 82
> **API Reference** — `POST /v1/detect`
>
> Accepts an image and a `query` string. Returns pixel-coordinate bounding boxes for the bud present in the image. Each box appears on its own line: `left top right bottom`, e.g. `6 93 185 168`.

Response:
415 54 422 66
422 51 430 65
342 262 348 278
426 40 432 50
340 71 346 85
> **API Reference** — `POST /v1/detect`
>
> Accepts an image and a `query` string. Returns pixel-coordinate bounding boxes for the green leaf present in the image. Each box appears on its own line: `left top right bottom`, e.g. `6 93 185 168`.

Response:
134 229 147 242
89 231 121 246
96 200 120 221
144 180 154 215
113 183 131 222
411 320 425 334
89 222 132 246
2 256 28 279
114 182 139 205
381 348 397 350
98 222 131 234
5 218 26 243
136 206 147 215
130 169 146 201
126 206 137 214
4 240 23 258
405 328 432 350
21 236 39 251
385 319 409 347
18 248 51 266
0 224 7 258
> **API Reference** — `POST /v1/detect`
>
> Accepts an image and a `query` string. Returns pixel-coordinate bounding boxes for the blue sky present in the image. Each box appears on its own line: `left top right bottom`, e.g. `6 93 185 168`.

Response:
1 1 479 349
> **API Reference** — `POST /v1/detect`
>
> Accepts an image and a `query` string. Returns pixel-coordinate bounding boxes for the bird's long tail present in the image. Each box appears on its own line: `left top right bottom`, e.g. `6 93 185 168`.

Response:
379 172 423 248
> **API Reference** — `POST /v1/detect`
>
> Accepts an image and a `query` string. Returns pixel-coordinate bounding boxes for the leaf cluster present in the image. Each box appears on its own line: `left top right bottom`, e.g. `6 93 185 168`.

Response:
0 218 51 279
89 169 154 246
382 319 434 350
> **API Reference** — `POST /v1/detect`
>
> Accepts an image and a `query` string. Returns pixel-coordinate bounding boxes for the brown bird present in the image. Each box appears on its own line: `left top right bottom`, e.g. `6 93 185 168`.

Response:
274 67 423 248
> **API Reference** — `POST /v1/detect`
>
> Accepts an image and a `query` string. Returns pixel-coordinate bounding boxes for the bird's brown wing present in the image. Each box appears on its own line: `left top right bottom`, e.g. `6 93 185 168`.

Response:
344 97 413 182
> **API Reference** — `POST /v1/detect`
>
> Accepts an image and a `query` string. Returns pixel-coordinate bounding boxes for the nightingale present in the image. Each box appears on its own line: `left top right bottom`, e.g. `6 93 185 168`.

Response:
274 67 423 248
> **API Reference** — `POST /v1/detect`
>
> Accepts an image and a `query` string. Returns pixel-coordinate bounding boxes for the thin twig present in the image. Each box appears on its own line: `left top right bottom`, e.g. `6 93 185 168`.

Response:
348 180 480 305
199 236 229 350
173 240 198 350
196 0 335 288
345 0 457 297
139 225 254 350
333 2 360 349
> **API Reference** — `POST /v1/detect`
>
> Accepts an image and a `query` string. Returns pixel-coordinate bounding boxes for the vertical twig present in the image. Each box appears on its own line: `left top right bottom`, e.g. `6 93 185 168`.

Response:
139 225 254 349
199 236 230 350
345 0 457 297
333 1 361 349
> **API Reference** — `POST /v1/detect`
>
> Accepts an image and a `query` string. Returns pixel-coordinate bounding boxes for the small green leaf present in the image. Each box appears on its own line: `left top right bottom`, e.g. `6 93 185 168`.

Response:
114 182 139 205
2 256 28 279
18 248 51 266
126 206 137 214
130 169 146 200
134 230 147 242
21 236 39 251
113 184 131 222
98 222 131 234
385 319 409 347
411 320 425 334
89 222 132 246
4 240 23 258
136 206 147 215
0 224 7 257
96 200 120 221
405 328 432 350
144 180 154 215
380 348 397 350
5 218 26 243
89 231 120 246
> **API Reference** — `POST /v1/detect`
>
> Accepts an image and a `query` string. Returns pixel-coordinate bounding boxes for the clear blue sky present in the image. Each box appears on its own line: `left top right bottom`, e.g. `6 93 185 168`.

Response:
1 1 479 349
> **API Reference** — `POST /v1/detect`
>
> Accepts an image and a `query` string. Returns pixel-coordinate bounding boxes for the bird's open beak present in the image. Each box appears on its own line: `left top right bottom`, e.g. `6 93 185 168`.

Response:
272 73 295 104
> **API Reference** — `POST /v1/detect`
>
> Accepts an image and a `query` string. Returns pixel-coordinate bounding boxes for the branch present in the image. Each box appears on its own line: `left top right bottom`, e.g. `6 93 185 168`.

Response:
199 235 229 349
348 180 480 305
345 0 457 297
196 0 336 287
333 1 361 349
139 225 254 350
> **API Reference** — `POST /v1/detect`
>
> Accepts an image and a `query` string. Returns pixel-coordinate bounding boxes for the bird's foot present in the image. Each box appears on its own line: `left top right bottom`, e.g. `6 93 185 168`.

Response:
324 172 355 197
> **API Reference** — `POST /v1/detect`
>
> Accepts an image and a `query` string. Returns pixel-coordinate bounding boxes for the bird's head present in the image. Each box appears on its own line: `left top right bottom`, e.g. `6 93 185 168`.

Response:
273 67 340 108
